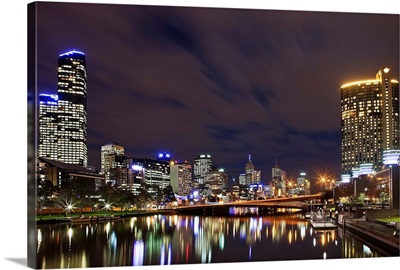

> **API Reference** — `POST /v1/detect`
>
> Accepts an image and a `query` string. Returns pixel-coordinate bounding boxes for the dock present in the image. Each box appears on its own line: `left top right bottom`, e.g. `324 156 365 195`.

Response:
309 210 338 230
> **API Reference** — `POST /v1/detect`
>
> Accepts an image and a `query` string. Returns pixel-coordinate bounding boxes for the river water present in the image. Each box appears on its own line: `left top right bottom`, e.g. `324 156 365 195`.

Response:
36 209 387 269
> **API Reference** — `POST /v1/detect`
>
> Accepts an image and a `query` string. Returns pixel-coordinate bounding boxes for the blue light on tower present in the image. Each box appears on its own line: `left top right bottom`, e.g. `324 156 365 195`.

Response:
157 153 172 161
59 50 85 57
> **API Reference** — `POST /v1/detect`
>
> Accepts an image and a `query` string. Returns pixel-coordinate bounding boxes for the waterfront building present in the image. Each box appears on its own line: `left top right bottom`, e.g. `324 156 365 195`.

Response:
37 157 105 192
193 154 212 188
170 161 192 196
57 50 88 167
134 157 171 194
38 93 59 160
101 142 125 184
340 67 399 179
297 172 310 195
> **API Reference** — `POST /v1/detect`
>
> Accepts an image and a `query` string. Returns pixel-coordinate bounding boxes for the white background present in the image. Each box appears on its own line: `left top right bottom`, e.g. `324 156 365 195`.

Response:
0 0 399 269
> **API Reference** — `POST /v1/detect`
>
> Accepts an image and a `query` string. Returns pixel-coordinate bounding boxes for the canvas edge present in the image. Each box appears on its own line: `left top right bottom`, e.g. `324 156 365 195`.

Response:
27 2 38 269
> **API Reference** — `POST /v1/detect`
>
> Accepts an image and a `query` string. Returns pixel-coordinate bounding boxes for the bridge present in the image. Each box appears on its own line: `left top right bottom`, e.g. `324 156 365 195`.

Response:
175 192 326 215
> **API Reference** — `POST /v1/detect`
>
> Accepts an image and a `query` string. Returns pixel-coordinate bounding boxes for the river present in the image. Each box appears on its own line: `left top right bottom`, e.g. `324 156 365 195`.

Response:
36 209 388 269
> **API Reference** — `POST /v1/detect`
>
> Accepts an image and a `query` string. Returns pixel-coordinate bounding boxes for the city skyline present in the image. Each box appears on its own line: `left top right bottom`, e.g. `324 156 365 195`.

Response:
35 2 399 185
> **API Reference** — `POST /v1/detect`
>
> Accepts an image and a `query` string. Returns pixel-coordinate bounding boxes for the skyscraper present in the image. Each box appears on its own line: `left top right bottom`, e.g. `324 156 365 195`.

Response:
245 155 255 185
170 161 192 196
101 142 125 183
57 50 88 167
193 154 212 188
38 93 59 160
340 67 399 179
244 155 261 185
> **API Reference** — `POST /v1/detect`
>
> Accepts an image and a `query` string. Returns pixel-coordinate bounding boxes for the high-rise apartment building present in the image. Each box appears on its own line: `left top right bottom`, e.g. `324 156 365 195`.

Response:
340 67 399 179
57 50 88 167
170 161 192 196
38 93 59 160
101 142 125 183
193 154 212 188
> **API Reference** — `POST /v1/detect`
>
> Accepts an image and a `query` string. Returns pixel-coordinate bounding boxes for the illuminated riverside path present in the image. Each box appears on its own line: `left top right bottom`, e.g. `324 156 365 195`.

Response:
36 193 395 268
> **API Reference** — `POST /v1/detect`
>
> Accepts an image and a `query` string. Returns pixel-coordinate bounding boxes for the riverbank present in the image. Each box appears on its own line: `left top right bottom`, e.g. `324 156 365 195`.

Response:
342 217 399 256
36 209 179 225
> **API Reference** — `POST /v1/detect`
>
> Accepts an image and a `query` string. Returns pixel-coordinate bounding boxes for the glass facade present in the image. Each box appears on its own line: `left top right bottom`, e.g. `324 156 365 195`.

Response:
57 50 88 167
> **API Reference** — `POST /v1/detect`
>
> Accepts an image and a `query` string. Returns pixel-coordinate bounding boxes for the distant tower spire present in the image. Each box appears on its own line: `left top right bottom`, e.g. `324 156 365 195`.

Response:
249 154 251 162
275 155 278 165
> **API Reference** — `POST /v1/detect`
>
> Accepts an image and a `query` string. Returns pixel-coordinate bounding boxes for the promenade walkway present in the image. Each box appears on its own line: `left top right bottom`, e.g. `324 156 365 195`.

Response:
343 217 399 256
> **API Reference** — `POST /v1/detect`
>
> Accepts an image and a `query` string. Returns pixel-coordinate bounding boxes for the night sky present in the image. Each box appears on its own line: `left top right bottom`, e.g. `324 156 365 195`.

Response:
35 1 399 188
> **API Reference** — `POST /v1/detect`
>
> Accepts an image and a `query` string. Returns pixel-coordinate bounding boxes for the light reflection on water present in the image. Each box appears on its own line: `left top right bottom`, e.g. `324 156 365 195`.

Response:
36 212 383 269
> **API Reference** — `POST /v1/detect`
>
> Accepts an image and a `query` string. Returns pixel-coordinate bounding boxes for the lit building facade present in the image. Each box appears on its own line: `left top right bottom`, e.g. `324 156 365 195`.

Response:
238 173 246 185
134 158 171 194
245 155 255 185
38 93 59 160
37 157 105 192
340 67 399 179
170 161 192 196
57 50 88 167
270 162 286 197
101 142 125 183
193 154 212 188
296 172 310 195
244 155 261 185
204 168 228 194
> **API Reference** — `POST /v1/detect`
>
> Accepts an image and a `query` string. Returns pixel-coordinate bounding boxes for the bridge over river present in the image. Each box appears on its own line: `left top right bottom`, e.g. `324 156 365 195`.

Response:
175 192 326 215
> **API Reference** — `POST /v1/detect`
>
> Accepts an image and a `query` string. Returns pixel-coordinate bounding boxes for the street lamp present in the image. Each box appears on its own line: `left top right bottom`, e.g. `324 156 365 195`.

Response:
319 176 337 205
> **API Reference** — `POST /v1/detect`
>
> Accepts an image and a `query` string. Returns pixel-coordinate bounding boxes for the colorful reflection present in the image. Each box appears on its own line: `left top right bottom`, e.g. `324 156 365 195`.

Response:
36 213 383 268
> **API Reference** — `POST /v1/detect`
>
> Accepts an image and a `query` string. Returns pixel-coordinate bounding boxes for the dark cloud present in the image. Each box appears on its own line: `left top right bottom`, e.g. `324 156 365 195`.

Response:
36 2 399 185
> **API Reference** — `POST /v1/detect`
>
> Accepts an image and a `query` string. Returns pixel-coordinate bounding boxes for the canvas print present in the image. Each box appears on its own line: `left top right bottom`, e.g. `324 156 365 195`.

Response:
27 1 400 269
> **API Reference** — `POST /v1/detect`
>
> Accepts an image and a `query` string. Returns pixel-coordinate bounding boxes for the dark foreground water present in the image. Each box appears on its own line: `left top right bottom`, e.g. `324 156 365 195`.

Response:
36 211 386 269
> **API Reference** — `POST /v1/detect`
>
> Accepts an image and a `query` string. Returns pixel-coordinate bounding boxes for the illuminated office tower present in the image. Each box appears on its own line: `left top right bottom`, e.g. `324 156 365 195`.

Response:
193 154 212 188
245 155 254 185
170 161 192 196
101 143 125 183
57 50 88 167
244 155 261 185
340 67 399 179
296 172 310 195
270 162 286 196
38 93 59 160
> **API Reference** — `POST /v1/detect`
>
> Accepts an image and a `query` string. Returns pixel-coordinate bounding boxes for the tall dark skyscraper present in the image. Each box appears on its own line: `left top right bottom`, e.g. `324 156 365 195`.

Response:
57 50 88 167
340 67 399 180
